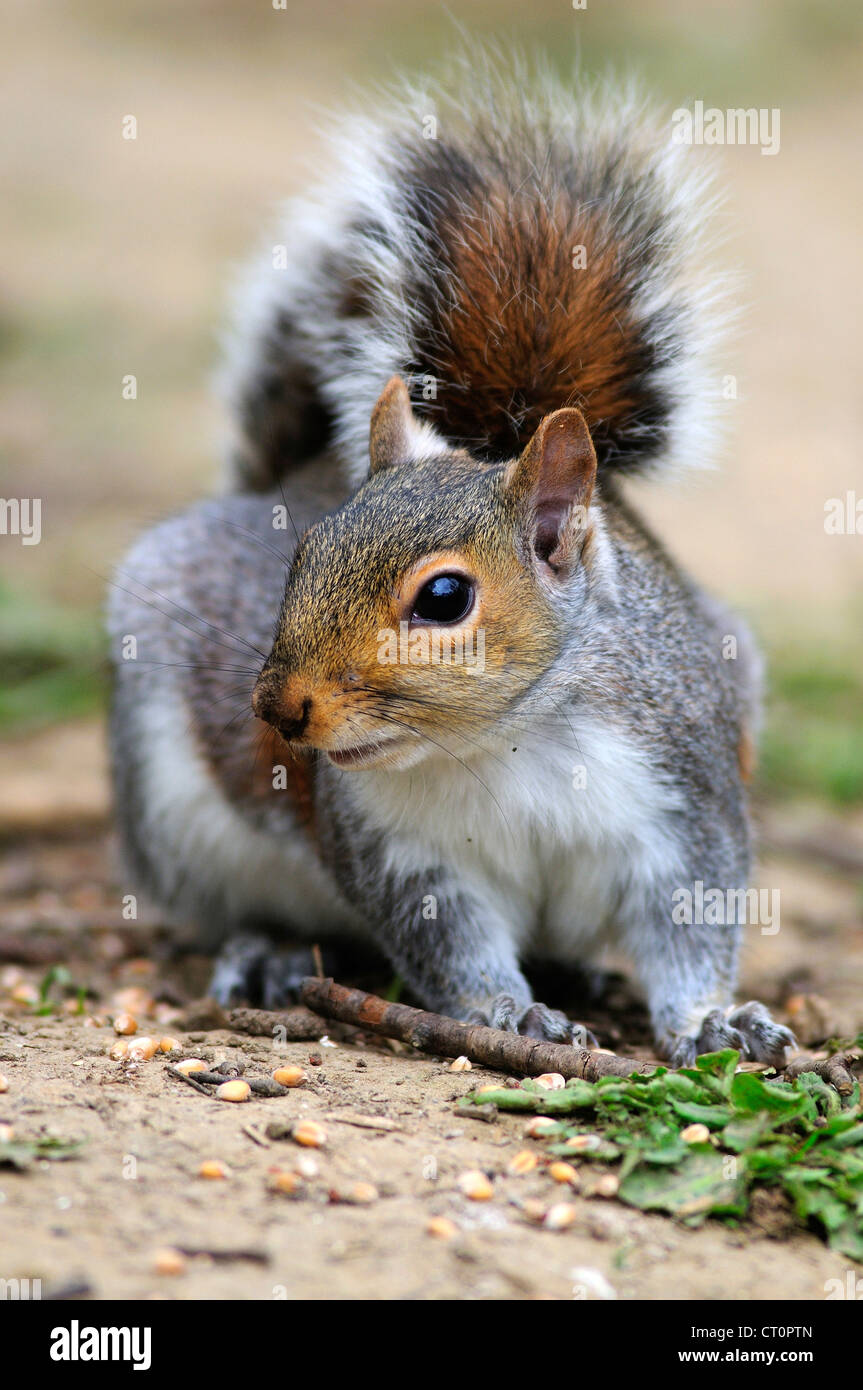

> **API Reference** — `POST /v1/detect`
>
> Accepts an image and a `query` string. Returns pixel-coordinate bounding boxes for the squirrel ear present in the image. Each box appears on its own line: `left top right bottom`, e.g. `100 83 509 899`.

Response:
506 408 598 575
369 376 416 475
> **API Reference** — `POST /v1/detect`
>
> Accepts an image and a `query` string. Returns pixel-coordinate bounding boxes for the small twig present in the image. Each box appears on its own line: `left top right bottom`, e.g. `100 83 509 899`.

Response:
241 1124 271 1149
165 1064 212 1096
175 1245 269 1265
784 1050 859 1095
227 1005 328 1040
321 1112 403 1132
300 978 656 1081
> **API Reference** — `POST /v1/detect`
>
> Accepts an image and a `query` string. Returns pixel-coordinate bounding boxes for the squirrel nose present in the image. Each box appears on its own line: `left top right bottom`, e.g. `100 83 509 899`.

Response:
276 696 312 742
252 675 313 742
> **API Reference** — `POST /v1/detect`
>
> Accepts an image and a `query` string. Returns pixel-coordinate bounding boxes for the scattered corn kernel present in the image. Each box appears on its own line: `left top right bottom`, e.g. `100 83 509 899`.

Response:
158 1037 181 1054
520 1198 548 1224
269 1169 302 1194
198 1159 228 1180
216 1080 251 1103
534 1073 566 1090
449 1056 472 1072
508 1150 538 1175
294 1154 319 1179
127 1037 159 1062
548 1161 581 1187
544 1202 578 1230
107 1040 129 1060
272 1066 305 1087
594 1174 620 1198
524 1117 559 1138
350 1182 379 1205
681 1123 711 1144
0 1074 8 1094
112 987 155 1017
427 1216 458 1240
113 1013 138 1036
0 1123 14 1142
564 1133 601 1152
11 983 38 1007
153 1247 186 1276
458 1169 493 1201
174 1058 207 1076
292 1120 327 1148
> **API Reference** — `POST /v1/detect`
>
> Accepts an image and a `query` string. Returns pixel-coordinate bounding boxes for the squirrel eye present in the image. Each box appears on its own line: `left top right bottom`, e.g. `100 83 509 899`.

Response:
411 574 474 625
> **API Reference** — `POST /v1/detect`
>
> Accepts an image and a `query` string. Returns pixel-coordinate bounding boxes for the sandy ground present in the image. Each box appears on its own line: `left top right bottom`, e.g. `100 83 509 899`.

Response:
0 721 861 1302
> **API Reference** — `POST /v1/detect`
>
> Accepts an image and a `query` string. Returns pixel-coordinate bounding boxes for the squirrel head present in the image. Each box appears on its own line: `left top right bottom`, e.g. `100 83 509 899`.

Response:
252 377 601 770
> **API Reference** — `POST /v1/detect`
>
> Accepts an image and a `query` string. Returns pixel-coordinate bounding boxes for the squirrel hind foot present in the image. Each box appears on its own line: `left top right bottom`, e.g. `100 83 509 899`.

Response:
665 1001 796 1070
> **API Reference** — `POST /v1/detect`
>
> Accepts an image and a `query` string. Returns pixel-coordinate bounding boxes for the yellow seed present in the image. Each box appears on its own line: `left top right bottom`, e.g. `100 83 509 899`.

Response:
524 1117 559 1138
158 1037 181 1054
350 1182 379 1205
292 1120 327 1148
127 1036 159 1061
174 1058 207 1075
594 1174 620 1198
199 1159 228 1180
107 1040 129 1060
216 1080 251 1103
458 1169 493 1201
153 1247 186 1276
449 1056 472 1072
681 1123 711 1144
0 1074 8 1094
294 1154 319 1179
427 1216 458 1240
520 1198 548 1224
475 1083 500 1093
272 1065 305 1087
544 1202 577 1230
11 983 38 1007
534 1073 566 1090
564 1133 601 1152
269 1169 302 1194
112 987 155 1017
508 1150 538 1175
113 1013 138 1036
548 1161 581 1187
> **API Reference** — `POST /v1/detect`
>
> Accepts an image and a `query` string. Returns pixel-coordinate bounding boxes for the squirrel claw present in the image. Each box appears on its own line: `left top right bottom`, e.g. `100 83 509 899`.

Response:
467 994 597 1048
209 932 316 1010
665 1000 796 1070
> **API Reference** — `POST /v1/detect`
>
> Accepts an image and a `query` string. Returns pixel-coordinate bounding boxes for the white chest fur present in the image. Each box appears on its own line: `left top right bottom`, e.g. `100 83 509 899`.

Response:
344 714 684 957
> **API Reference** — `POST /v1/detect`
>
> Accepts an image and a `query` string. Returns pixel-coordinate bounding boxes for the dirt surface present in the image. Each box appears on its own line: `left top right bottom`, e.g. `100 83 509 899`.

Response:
1 732 861 1302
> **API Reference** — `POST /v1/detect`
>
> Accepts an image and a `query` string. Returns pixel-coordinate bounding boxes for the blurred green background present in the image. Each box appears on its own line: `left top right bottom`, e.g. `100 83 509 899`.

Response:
1 0 861 807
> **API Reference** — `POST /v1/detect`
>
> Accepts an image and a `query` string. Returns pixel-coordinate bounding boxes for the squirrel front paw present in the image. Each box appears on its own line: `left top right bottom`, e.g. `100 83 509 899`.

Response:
665 1000 796 1070
466 993 597 1048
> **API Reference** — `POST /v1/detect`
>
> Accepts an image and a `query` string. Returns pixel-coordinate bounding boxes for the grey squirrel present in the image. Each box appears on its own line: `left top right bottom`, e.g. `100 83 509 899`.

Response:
108 58 795 1067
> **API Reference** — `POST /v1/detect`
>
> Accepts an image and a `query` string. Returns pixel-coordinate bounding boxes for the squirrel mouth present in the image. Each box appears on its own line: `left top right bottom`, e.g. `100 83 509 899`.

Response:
326 735 409 769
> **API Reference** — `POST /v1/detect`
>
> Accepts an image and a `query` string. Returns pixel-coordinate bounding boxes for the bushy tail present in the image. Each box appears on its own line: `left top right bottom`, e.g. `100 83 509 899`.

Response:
219 52 732 491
